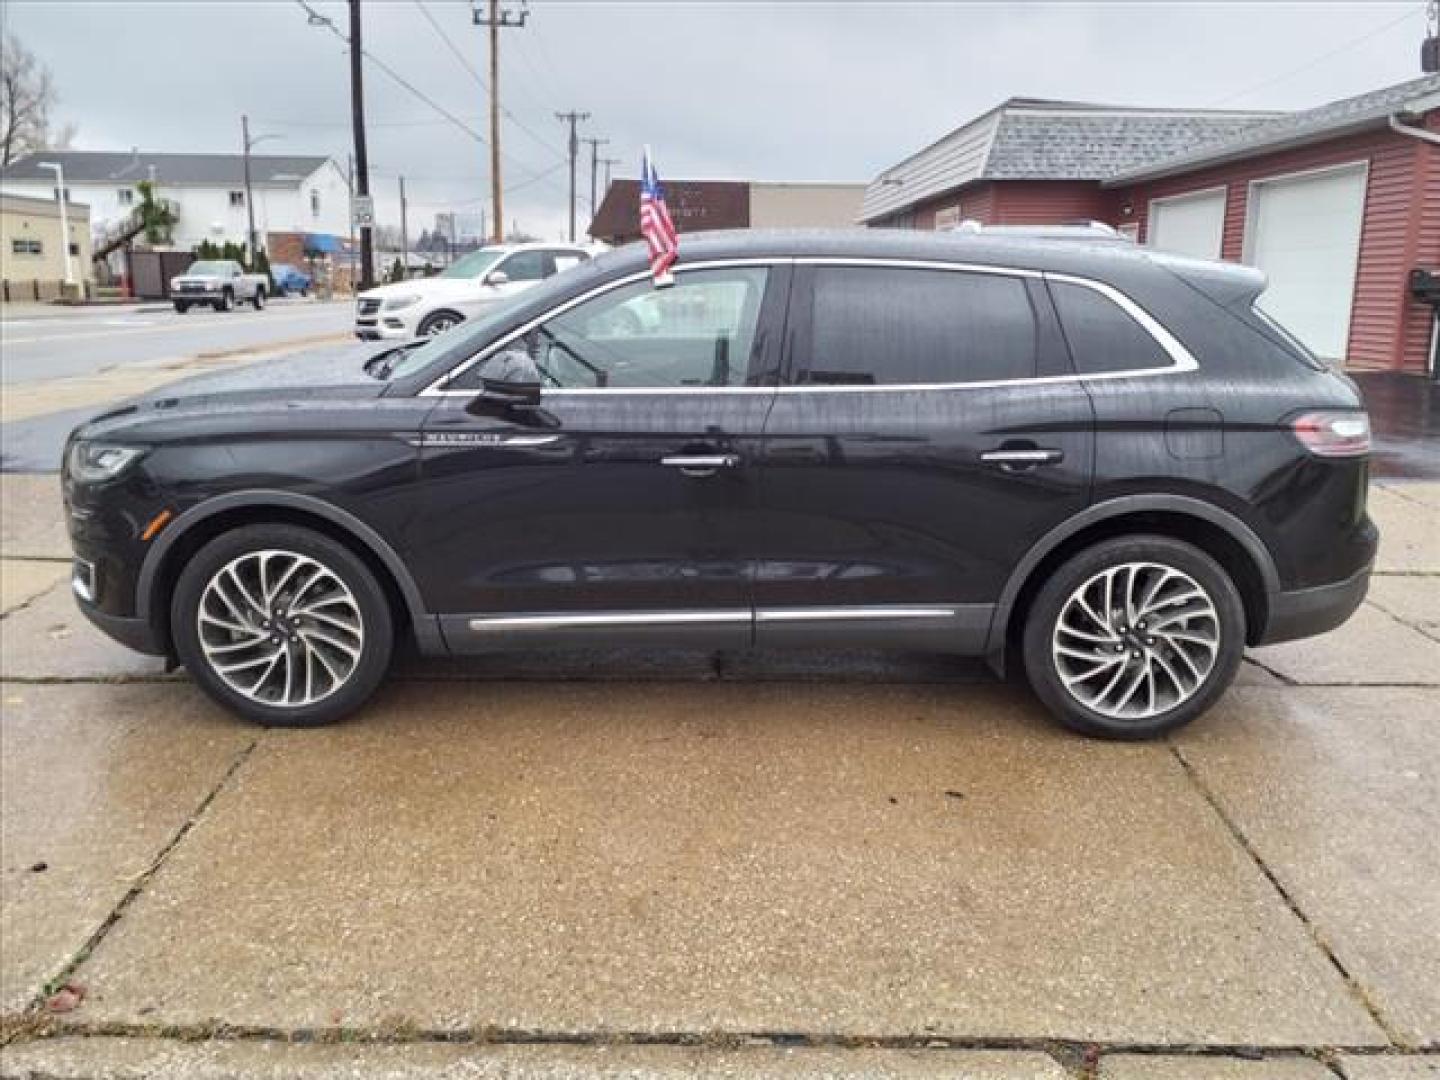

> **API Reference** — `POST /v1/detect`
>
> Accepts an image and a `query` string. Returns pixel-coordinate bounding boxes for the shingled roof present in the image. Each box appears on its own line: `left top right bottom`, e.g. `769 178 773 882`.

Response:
1104 74 1440 184
861 99 1277 222
1 151 332 187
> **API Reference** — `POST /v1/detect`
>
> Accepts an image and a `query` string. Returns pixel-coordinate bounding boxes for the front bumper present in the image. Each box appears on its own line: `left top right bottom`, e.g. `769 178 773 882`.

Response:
75 589 165 655
1259 562 1372 645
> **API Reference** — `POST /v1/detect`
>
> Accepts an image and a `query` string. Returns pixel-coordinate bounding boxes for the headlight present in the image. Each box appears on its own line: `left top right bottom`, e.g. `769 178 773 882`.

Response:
67 442 144 483
381 294 421 311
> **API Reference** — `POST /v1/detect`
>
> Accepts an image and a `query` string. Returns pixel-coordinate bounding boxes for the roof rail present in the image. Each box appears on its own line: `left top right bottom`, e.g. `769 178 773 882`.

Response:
943 220 1131 242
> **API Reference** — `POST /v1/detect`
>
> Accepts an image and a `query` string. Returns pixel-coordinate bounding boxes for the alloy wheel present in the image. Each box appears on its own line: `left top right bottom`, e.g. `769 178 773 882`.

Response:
424 315 458 335
196 549 364 707
1051 561 1220 721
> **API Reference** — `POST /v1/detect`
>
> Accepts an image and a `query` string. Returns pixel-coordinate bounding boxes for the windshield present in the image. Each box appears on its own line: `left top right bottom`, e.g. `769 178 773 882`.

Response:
186 261 232 276
383 293 531 380
441 248 506 280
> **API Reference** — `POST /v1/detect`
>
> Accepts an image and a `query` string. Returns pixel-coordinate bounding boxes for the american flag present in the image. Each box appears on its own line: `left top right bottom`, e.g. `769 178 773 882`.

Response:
639 147 679 286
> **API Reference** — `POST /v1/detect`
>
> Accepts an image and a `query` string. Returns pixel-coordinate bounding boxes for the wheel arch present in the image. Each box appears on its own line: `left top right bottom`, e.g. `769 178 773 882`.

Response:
137 491 438 657
419 308 464 334
987 494 1279 676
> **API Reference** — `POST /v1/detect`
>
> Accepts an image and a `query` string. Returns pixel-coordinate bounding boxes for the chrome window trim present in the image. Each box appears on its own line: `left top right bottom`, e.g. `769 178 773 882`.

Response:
421 255 1196 397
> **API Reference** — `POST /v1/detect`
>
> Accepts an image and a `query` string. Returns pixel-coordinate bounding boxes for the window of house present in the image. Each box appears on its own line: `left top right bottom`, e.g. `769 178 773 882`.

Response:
1049 280 1173 374
117 189 134 206
469 266 770 390
11 238 43 255
229 191 245 207
800 266 1038 385
310 189 321 217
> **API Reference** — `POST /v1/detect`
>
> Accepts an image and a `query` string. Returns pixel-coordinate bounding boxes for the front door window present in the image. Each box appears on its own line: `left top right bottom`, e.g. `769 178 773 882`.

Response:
522 267 769 389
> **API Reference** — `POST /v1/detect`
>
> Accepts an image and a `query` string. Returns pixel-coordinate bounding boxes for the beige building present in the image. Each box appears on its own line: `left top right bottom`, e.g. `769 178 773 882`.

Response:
0 192 93 298
748 183 867 229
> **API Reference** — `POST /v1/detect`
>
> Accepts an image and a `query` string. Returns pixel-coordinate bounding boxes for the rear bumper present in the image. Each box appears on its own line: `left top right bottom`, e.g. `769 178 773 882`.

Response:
1259 562 1372 646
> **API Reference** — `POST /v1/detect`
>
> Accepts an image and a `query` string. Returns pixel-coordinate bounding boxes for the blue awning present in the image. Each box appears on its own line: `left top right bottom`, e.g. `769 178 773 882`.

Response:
304 233 342 254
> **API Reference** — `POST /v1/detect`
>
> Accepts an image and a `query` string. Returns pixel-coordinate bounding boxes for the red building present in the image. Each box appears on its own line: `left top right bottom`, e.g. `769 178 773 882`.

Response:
862 77 1440 376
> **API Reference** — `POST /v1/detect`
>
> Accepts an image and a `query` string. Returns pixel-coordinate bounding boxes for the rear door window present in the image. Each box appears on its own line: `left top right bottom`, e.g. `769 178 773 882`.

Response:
798 266 1038 385
1049 281 1174 374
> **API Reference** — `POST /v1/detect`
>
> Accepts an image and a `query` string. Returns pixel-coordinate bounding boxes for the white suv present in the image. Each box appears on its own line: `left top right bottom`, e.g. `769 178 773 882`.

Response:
355 243 592 340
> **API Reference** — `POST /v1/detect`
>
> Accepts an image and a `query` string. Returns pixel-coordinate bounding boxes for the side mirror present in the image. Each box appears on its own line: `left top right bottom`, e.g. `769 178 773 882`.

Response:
469 348 542 409
483 269 510 287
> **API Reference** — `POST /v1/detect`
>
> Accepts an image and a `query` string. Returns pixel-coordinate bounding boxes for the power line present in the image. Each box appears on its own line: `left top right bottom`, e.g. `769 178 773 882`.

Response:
414 0 568 160
295 0 488 146
1208 6 1419 106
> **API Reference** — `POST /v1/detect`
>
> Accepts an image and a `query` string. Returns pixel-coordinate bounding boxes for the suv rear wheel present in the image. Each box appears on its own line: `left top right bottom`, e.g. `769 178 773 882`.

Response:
171 524 394 727
1022 535 1245 739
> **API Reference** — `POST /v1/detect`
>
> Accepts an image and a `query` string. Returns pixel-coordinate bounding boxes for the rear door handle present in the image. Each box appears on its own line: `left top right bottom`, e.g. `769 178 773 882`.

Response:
980 447 1064 471
660 453 740 477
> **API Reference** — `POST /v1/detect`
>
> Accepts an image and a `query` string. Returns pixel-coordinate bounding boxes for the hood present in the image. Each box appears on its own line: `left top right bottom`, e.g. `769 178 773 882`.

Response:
78 346 387 441
358 277 487 302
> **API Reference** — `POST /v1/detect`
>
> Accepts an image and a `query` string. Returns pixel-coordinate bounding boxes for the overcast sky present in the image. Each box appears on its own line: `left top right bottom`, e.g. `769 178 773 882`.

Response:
1 0 1430 240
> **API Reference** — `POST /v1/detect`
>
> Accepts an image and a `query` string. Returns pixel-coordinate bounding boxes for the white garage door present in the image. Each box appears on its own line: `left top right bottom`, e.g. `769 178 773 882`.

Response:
1246 164 1367 362
1148 189 1226 260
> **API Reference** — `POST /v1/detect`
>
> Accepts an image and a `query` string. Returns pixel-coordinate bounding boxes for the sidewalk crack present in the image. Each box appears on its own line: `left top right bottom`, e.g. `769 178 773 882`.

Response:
1168 744 1407 1049
23 738 260 1016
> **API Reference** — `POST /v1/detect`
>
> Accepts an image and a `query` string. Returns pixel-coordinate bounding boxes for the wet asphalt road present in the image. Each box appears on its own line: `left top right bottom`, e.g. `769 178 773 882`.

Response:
0 298 351 384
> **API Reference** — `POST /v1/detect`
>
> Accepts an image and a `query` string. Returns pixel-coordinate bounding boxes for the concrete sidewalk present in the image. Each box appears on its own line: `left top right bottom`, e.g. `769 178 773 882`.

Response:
2 477 1437 1078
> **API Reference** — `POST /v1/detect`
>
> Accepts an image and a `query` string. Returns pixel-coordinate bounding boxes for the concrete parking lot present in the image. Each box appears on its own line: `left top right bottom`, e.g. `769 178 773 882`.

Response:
1 469 1437 1079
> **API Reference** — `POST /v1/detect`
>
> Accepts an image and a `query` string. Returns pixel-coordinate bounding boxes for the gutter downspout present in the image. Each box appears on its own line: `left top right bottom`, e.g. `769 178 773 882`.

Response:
1389 114 1440 146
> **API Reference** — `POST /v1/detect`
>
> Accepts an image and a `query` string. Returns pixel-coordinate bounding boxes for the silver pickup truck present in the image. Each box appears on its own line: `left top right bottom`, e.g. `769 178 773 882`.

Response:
171 260 268 313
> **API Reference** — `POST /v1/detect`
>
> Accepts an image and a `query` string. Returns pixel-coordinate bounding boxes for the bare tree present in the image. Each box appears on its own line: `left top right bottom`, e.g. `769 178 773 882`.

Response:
1 33 64 168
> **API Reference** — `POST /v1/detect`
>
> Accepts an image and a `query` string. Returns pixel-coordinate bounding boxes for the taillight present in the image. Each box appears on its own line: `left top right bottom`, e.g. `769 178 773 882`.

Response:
1290 411 1371 457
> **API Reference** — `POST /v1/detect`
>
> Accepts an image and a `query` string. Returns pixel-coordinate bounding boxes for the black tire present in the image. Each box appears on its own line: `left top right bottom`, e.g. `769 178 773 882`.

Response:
173 301 189 313
253 287 266 310
1021 534 1245 740
213 288 233 313
171 524 394 727
417 309 463 337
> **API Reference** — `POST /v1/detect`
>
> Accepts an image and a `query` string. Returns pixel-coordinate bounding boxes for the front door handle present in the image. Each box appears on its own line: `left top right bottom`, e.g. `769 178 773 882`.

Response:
980 447 1064 472
660 453 740 477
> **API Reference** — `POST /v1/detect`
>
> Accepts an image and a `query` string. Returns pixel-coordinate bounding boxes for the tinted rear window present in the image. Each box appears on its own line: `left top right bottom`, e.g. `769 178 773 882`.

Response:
800 267 1038 385
1050 281 1173 374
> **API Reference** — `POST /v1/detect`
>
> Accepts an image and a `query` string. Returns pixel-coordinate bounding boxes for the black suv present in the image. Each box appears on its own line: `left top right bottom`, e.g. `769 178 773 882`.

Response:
63 230 1376 737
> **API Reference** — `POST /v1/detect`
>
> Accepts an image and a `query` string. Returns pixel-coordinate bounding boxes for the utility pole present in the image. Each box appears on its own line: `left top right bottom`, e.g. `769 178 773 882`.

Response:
241 116 280 266
600 155 621 192
241 116 256 263
473 0 529 244
348 0 374 290
555 110 590 242
582 136 608 237
398 175 408 280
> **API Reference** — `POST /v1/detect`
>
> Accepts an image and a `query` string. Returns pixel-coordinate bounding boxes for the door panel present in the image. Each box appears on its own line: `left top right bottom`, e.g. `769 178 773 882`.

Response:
412 392 774 650
407 263 789 651
753 263 1094 651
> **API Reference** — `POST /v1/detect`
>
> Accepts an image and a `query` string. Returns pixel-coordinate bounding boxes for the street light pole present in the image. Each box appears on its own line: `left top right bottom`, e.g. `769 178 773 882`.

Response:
37 161 74 289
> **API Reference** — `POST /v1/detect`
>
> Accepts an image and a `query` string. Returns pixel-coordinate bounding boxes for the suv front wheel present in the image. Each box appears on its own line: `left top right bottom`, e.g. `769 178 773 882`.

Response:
1022 535 1245 739
171 524 394 727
